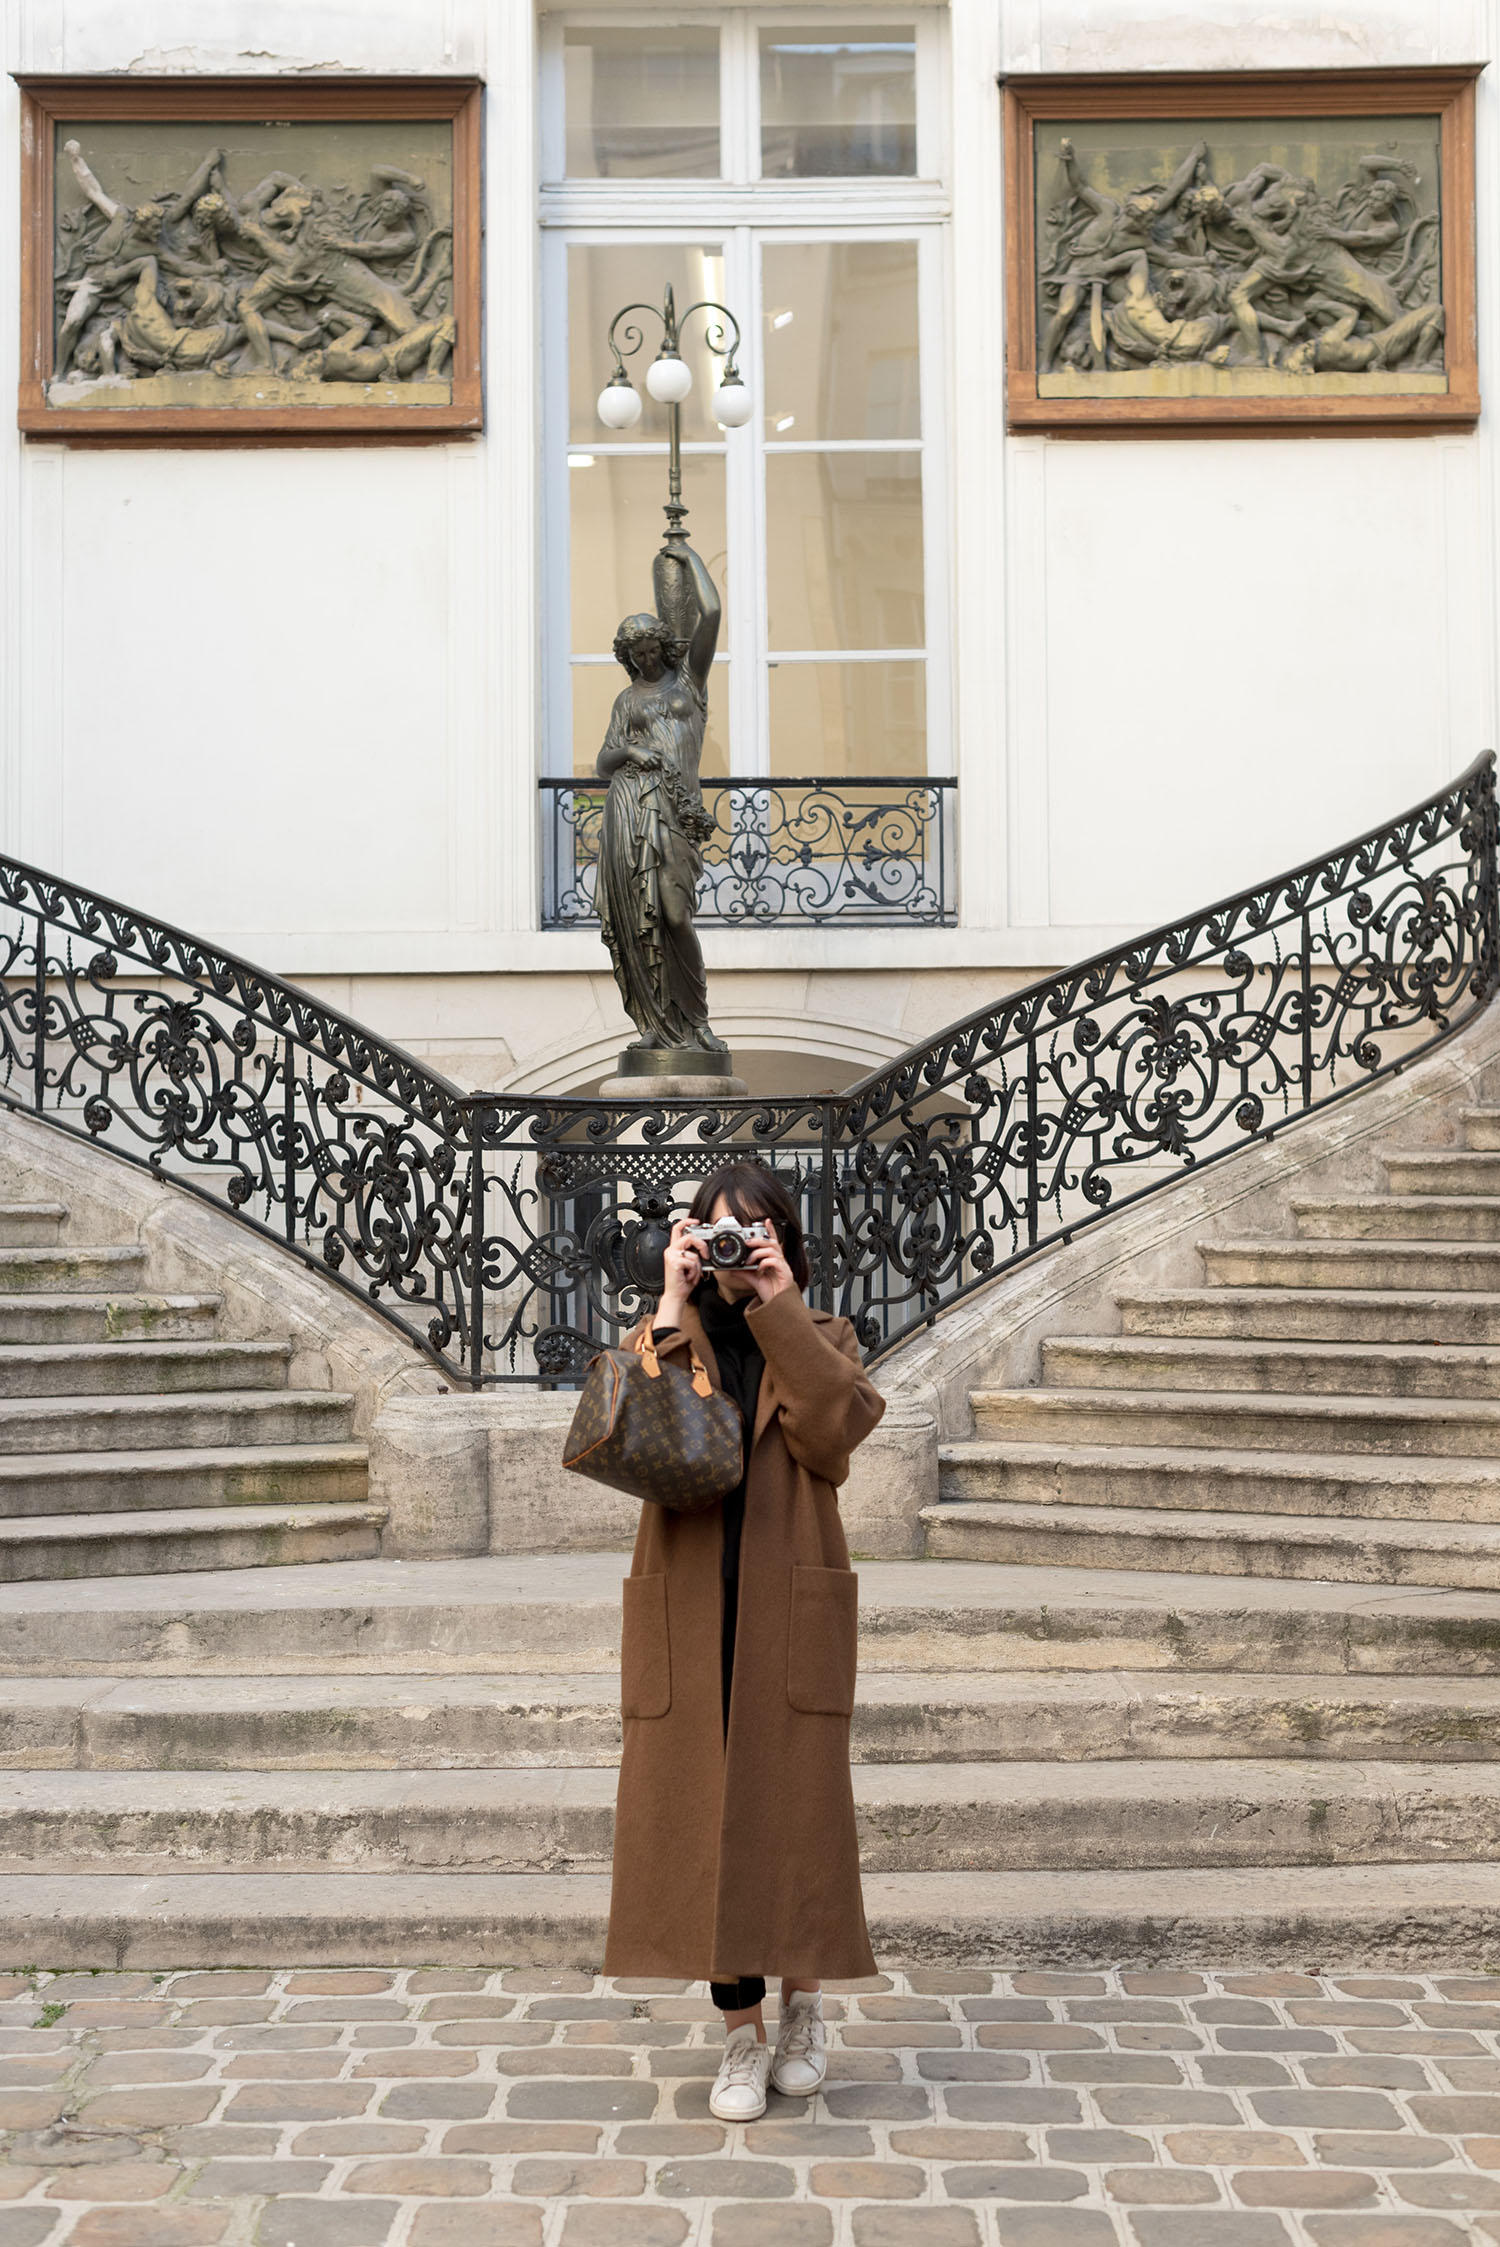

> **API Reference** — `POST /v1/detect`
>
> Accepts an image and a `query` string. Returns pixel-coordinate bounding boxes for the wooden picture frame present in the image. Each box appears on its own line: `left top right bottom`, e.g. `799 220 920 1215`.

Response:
1002 66 1480 436
15 74 483 444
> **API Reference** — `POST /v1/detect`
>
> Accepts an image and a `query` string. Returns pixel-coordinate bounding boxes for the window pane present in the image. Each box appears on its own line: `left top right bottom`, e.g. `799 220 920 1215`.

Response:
569 244 729 445
760 24 916 177
563 26 720 179
766 452 922 652
769 662 926 775
573 662 730 780
570 452 728 655
762 242 920 441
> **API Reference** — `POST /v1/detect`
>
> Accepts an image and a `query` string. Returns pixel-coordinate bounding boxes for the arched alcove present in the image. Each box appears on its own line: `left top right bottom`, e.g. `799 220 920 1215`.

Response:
500 1018 911 1100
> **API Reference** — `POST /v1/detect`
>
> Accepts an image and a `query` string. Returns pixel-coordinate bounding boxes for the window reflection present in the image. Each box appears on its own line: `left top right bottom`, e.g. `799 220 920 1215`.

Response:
760 25 916 177
767 453 923 653
769 662 926 775
563 27 721 179
762 242 919 441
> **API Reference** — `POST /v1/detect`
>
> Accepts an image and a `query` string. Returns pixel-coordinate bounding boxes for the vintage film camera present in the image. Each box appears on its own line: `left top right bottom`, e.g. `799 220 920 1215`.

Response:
684 1217 774 1270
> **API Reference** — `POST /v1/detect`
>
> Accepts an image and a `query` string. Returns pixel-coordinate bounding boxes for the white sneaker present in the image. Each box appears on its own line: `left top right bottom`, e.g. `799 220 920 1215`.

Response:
771 1988 827 2095
709 2022 773 2120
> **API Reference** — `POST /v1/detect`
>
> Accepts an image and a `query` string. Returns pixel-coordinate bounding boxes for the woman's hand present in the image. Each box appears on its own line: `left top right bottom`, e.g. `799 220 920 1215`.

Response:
655 1219 703 1326
742 1232 796 1306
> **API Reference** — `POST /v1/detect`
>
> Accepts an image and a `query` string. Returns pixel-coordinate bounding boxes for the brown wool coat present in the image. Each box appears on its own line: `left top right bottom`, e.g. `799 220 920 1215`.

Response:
603 1286 886 1983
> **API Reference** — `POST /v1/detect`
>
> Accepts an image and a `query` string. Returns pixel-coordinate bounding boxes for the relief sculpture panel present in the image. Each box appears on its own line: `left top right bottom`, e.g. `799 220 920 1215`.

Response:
52 123 456 405
1036 118 1444 397
1002 72 1478 435
17 80 482 440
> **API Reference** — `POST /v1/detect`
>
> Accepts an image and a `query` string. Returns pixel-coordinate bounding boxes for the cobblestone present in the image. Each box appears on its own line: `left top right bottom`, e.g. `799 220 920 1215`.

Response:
1105 2168 1219 2205
407 2210 542 2245
0 1965 1497 2242
712 2209 832 2245
0 2215 59 2247
38 2165 171 2203
508 2155 647 2196
255 2204 399 2246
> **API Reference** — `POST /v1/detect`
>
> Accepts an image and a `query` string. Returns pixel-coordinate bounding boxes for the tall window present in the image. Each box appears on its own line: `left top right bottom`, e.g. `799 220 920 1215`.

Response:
540 11 948 783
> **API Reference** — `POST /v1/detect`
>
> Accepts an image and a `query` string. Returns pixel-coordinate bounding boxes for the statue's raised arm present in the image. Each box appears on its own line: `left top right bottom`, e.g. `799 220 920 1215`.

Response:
652 539 720 698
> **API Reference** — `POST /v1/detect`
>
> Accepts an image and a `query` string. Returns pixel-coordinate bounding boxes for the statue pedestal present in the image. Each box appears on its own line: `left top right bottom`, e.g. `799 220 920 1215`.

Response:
597 1073 749 1101
598 1042 747 1102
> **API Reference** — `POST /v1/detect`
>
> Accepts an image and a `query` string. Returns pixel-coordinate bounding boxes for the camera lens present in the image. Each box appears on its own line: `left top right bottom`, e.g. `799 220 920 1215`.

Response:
709 1233 745 1268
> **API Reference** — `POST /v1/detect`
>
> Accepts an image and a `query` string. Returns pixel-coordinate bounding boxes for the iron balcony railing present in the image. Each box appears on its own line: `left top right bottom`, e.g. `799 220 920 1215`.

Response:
540 773 957 928
0 753 1493 1383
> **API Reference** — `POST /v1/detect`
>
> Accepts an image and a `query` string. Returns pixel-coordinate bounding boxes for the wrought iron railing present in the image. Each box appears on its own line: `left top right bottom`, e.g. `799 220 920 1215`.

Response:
0 753 1493 1383
541 774 956 927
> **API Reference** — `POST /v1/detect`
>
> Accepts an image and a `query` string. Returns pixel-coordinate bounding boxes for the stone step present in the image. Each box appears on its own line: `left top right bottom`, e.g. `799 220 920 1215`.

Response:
1462 1108 1500 1150
0 1339 289 1399
1201 1237 1500 1291
1118 1286 1500 1345
1295 1194 1500 1241
0 1245 147 1293
6 1758 1500 1875
4 1552 1500 1679
1041 1332 1500 1400
0 1386 353 1457
0 1500 385 1582
941 1438 1500 1527
0 1291 223 1345
971 1382 1500 1457
8 1665 1500 1771
922 1497 1500 1588
0 1203 66 1247
5 1862 1496 1970
0 1441 370 1521
1387 1150 1500 1196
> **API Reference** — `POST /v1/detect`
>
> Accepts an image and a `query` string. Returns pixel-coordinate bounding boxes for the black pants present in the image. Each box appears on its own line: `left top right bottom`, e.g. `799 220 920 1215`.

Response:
710 1567 765 2015
711 1972 767 2012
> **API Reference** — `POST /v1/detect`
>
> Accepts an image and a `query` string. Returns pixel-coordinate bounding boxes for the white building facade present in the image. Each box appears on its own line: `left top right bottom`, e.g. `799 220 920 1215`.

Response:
1 0 1495 1099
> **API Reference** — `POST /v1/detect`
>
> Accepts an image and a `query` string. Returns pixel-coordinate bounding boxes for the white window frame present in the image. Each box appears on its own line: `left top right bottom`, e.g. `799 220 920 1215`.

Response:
540 7 952 786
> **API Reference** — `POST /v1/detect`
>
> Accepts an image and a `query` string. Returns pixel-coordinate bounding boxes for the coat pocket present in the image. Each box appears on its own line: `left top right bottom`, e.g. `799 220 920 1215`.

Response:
786 1563 858 1716
620 1572 671 1719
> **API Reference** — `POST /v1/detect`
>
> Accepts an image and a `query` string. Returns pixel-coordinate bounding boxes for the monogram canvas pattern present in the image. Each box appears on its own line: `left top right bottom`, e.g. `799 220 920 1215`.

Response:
563 1344 743 1510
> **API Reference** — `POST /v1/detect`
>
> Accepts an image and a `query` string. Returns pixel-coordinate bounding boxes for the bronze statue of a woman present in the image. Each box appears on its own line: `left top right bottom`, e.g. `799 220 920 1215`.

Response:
595 537 735 1079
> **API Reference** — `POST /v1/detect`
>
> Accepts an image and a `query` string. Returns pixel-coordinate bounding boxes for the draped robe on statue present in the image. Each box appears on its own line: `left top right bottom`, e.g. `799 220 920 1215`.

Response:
595 673 713 1049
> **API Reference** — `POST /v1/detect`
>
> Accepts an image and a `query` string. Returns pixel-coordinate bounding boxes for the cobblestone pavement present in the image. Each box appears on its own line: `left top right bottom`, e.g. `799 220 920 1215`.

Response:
2 1966 1500 2245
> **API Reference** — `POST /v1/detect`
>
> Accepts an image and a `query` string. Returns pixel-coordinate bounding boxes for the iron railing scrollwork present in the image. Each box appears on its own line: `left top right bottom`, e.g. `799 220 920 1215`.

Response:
0 751 1493 1384
541 773 956 928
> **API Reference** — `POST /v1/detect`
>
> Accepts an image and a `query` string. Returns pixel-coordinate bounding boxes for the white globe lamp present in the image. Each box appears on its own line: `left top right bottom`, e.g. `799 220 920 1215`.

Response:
597 376 643 430
645 350 693 404
713 371 754 428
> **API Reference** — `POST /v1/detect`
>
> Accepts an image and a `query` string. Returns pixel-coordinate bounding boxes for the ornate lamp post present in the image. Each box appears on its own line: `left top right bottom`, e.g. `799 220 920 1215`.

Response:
595 283 754 530
590 286 754 1100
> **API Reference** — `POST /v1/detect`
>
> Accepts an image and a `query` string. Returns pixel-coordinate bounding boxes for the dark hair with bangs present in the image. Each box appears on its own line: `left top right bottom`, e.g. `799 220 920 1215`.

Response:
686 1159 810 1292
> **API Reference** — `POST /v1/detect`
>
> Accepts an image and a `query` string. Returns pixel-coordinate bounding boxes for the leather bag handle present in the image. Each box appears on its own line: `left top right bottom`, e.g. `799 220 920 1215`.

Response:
640 1316 714 1399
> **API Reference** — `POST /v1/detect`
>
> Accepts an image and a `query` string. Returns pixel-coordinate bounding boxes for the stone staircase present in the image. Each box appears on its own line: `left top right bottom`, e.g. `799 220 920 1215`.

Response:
928 1103 1500 1591
0 1192 383 1582
2 1552 1499 1965
5 1088 1500 1968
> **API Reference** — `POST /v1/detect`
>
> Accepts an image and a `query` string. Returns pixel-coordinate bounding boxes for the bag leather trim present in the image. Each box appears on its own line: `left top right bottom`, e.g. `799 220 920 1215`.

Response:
561 1353 621 1468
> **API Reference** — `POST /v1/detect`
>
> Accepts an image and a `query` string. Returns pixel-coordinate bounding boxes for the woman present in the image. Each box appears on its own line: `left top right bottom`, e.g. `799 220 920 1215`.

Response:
594 540 729 1061
603 1159 885 2121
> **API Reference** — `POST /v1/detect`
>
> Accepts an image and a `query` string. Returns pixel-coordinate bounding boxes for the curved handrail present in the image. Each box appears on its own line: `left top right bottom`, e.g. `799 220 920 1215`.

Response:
822 751 1498 1354
0 751 1492 1382
0 858 467 1126
841 750 1498 1113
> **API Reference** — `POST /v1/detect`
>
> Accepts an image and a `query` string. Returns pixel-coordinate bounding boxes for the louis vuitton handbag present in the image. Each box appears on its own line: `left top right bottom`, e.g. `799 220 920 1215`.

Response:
562 1322 743 1511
